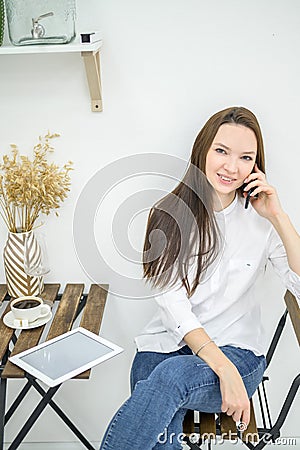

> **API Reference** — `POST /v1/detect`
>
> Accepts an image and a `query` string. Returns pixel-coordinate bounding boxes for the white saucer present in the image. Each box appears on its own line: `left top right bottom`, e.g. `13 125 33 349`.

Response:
3 310 52 330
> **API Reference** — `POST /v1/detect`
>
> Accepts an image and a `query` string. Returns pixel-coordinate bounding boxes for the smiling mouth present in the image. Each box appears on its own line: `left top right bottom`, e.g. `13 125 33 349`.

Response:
217 173 237 183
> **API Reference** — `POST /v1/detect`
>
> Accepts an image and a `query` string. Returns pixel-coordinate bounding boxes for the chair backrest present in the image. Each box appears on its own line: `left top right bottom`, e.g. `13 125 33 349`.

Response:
284 290 300 346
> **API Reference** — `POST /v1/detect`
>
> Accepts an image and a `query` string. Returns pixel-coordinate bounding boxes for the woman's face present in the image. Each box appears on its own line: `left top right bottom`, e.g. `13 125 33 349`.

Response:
205 123 257 209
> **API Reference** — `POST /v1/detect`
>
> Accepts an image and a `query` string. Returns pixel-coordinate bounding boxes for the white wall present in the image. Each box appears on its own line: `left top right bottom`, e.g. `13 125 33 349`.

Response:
0 0 299 446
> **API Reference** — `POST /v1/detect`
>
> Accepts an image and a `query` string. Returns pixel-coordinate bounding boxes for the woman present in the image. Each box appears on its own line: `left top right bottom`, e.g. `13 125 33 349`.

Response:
100 107 300 450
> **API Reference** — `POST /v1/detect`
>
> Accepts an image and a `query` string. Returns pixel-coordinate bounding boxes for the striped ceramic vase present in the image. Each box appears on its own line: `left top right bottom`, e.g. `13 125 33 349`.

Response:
3 230 44 298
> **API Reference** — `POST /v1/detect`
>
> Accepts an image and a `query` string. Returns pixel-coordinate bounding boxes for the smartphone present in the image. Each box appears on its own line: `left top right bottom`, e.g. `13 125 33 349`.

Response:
242 165 259 209
242 181 258 209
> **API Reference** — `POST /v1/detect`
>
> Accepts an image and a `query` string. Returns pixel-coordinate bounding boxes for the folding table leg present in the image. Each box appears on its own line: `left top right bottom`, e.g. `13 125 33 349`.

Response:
7 385 60 450
29 377 96 450
0 375 7 450
0 349 9 450
5 381 32 424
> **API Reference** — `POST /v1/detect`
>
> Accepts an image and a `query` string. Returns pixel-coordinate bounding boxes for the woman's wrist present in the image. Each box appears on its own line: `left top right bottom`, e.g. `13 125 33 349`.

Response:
184 329 235 377
203 349 235 377
194 341 234 376
195 339 214 356
214 359 238 378
268 210 289 227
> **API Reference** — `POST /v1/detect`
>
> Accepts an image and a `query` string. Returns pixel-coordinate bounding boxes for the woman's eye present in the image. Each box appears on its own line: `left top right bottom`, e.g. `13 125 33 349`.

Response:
242 155 253 161
216 148 226 154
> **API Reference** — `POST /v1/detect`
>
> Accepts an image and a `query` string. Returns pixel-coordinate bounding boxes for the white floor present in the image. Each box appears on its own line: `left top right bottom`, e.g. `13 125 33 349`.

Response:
182 438 300 450
4 444 99 450
4 439 300 450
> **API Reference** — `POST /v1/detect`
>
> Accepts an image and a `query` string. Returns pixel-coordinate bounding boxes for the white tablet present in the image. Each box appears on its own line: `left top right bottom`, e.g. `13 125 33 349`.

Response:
9 327 123 387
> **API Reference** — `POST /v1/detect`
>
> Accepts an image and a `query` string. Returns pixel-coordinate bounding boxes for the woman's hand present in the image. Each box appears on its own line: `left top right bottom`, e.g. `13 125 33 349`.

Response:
243 164 284 220
218 363 250 426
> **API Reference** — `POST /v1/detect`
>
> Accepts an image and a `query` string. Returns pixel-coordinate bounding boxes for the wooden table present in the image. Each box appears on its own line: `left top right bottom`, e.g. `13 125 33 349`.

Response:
0 283 108 450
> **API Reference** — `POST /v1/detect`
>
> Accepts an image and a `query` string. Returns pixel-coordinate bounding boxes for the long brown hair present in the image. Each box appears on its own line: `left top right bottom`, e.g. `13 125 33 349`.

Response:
143 106 265 297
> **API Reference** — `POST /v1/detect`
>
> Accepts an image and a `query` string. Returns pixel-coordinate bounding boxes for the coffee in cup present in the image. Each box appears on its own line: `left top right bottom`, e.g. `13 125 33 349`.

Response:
11 296 51 327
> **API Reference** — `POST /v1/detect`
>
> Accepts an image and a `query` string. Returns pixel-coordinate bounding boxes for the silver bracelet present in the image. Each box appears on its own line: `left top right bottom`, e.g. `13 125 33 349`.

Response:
195 339 214 356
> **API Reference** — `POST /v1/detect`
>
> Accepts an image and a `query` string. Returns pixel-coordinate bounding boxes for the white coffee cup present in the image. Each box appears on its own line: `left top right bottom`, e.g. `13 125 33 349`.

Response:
11 296 51 325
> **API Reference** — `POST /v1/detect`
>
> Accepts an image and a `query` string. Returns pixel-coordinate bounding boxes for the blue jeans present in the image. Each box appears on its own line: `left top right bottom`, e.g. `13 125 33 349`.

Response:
100 345 266 450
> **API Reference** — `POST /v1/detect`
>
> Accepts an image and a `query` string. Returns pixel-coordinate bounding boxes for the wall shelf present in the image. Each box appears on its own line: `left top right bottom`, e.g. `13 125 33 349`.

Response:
0 40 103 112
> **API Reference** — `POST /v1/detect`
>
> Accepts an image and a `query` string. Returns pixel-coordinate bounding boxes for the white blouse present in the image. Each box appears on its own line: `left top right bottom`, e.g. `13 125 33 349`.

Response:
135 195 300 356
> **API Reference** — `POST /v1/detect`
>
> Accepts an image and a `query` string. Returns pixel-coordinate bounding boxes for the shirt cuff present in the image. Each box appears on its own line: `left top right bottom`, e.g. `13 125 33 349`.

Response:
288 268 300 299
172 317 203 344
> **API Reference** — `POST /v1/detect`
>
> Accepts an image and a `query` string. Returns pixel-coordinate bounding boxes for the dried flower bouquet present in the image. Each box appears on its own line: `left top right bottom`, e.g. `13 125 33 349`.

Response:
0 133 73 233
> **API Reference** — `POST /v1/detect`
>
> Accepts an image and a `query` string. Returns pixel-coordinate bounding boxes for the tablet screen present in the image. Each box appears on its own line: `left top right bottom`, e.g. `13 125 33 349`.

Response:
19 331 113 379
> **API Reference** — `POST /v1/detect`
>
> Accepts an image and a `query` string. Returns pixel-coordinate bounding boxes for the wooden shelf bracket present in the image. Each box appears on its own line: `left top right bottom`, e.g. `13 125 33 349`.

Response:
81 49 102 112
0 41 103 112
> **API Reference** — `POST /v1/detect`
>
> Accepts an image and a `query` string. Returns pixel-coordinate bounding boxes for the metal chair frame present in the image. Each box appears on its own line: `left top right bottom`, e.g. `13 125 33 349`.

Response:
184 290 300 450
